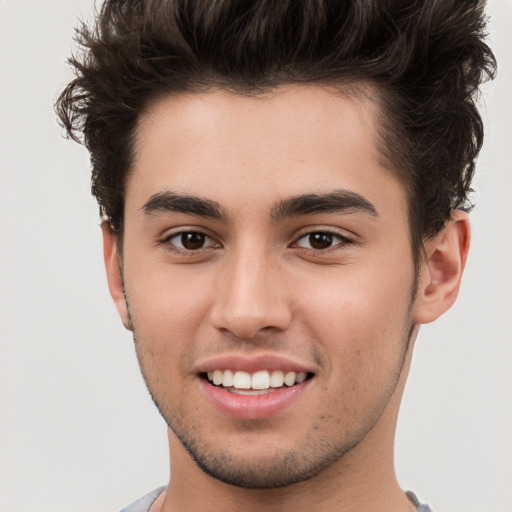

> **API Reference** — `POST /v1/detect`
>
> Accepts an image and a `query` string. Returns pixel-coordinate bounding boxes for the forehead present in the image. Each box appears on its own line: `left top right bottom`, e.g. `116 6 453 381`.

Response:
128 84 405 220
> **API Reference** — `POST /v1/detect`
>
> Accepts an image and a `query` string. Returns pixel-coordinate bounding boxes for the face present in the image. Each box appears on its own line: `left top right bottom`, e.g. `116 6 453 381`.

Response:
110 85 421 488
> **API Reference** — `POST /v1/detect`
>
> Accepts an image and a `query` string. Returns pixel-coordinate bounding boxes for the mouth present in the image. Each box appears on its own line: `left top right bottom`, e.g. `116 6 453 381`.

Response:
196 354 317 419
201 369 313 395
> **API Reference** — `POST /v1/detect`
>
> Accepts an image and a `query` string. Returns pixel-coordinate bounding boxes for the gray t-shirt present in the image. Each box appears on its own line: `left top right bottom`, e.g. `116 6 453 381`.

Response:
119 487 433 511
119 486 166 512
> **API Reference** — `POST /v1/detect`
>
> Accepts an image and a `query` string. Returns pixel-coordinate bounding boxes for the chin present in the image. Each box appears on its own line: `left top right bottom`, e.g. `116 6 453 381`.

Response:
169 421 360 489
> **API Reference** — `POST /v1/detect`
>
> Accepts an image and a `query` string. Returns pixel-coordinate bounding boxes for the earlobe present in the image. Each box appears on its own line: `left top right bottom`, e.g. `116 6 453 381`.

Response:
101 222 133 331
413 211 471 324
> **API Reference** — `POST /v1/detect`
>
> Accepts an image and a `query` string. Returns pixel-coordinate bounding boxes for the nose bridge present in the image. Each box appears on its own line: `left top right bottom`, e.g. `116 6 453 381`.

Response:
210 241 291 338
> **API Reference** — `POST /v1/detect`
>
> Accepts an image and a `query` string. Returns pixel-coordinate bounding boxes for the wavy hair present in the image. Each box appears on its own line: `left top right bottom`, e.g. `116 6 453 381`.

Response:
56 0 496 257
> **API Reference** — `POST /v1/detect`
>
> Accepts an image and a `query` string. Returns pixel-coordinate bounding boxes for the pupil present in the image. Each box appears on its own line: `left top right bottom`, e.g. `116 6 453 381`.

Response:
309 232 332 250
181 232 205 250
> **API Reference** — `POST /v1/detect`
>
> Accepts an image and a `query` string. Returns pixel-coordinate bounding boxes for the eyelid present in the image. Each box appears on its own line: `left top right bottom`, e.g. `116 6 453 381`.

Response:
160 228 221 251
291 228 355 250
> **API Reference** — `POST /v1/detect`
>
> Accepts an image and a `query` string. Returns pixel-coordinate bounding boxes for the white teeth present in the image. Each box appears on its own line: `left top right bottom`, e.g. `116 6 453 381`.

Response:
296 372 307 383
230 388 275 396
206 369 309 389
222 369 234 387
233 371 251 389
284 371 296 386
269 370 284 388
213 370 223 386
251 370 270 390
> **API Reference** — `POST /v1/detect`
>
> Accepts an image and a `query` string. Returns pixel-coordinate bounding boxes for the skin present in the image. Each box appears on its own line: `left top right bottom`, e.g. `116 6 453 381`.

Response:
103 85 470 512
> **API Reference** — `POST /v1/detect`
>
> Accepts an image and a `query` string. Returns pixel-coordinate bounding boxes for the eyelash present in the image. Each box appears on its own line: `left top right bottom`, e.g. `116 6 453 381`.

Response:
161 228 354 255
292 230 353 252
161 231 219 253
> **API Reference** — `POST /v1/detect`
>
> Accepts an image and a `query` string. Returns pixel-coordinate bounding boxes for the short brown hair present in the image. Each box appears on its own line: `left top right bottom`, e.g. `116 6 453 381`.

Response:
56 0 496 257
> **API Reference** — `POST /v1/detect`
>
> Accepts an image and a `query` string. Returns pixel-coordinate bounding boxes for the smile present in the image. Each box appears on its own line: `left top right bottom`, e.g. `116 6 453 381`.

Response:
198 366 315 420
205 369 310 395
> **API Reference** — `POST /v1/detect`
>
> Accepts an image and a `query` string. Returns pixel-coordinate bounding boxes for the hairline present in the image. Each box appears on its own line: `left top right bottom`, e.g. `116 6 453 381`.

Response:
114 80 426 269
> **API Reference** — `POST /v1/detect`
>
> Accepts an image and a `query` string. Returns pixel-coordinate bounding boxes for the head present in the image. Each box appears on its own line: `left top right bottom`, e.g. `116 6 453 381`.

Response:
56 0 496 492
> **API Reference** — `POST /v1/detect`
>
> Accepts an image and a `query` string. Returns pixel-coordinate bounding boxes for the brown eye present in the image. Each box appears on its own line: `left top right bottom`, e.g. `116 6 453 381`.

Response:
308 232 334 249
295 231 351 251
180 232 206 250
165 231 217 251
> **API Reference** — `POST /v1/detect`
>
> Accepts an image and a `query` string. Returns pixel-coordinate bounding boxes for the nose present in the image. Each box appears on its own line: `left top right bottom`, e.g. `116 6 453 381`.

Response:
209 248 292 339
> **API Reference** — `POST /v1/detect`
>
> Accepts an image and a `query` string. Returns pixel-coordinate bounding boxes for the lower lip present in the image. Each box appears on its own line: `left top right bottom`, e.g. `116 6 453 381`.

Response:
199 378 311 420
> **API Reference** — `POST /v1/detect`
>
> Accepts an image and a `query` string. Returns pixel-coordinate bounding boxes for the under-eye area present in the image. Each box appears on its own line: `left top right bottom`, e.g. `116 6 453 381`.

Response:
201 370 315 395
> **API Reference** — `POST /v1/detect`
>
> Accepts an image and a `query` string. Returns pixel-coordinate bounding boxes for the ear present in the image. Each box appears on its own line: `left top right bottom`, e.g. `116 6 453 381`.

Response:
101 222 133 331
413 211 471 324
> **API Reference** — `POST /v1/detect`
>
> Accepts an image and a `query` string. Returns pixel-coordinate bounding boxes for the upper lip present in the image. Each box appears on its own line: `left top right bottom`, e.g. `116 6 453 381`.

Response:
193 353 317 375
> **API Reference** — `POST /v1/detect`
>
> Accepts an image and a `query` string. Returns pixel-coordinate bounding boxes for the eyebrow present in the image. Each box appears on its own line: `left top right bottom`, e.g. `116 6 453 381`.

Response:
270 190 379 220
142 189 378 221
143 191 226 219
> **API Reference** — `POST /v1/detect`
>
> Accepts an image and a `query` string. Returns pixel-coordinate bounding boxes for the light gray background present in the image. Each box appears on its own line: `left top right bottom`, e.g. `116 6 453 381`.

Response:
1 1 510 511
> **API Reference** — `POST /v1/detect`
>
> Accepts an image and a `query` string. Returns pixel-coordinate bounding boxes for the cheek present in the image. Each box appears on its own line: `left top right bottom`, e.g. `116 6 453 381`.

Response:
124 261 215 350
296 260 415 367
126 266 212 406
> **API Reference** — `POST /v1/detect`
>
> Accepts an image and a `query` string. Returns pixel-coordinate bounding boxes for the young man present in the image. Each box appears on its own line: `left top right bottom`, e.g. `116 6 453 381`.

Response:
57 1 496 511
